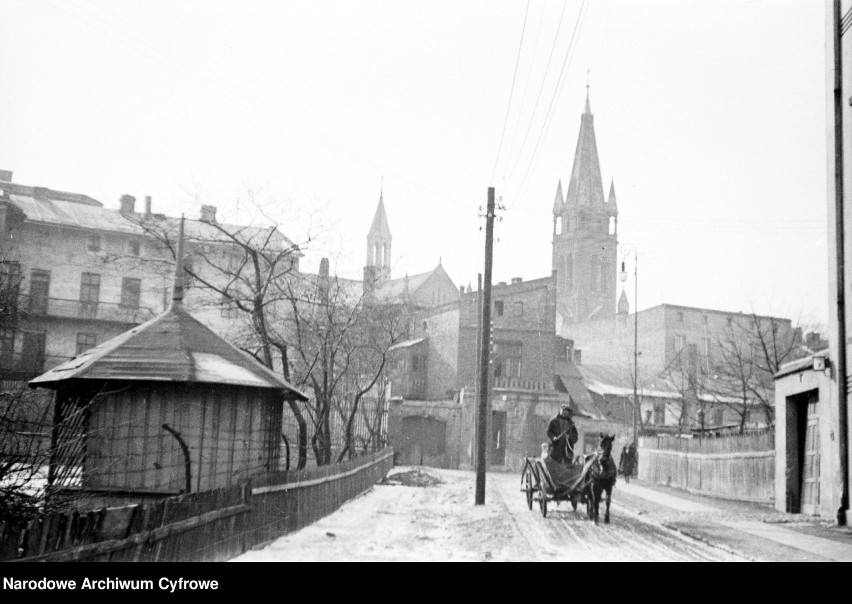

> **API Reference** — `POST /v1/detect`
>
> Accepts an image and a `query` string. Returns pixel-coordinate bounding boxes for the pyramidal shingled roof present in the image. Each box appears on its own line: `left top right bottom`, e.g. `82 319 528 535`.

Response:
29 302 308 399
565 91 605 207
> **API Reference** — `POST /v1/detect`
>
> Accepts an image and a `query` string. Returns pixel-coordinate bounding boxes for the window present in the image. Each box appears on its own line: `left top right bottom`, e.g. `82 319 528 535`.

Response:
120 277 141 308
28 269 50 315
129 241 141 256
422 321 428 331
80 273 100 318
493 341 522 379
76 333 97 355
703 315 709 325
566 254 573 292
713 407 725 426
0 261 21 294
87 234 101 252
678 311 685 324
494 301 504 317
512 302 524 317
674 335 686 354
21 331 46 373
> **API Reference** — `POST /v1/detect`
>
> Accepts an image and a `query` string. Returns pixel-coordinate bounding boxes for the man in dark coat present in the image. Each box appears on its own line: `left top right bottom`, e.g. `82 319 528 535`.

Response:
546 404 579 464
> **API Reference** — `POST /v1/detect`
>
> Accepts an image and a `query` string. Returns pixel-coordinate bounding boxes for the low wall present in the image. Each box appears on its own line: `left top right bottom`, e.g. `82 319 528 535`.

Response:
2 448 394 562
639 433 774 503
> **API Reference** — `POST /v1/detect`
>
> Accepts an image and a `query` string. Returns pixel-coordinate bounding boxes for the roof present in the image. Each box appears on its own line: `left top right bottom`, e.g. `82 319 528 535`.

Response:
7 187 298 253
775 349 830 380
29 303 308 399
388 337 427 352
554 360 605 420
368 193 391 240
374 264 454 301
577 364 682 400
565 92 605 208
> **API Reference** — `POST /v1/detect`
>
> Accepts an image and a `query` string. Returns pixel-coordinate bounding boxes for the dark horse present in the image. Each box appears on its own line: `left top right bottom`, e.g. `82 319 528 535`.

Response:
587 433 617 525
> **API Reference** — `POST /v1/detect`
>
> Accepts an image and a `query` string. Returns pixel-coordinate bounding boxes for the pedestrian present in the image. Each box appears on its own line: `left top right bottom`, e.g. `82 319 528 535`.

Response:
546 403 579 464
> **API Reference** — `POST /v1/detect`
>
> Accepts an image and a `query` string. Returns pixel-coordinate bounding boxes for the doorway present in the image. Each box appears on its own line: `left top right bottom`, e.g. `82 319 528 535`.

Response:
785 389 819 514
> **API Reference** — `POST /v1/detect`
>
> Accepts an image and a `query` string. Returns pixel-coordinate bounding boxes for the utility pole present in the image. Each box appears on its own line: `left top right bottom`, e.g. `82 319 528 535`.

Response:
475 188 496 505
473 273 482 471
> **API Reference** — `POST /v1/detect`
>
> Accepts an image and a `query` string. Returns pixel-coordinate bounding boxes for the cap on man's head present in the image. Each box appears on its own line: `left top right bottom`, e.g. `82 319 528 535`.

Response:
560 404 573 414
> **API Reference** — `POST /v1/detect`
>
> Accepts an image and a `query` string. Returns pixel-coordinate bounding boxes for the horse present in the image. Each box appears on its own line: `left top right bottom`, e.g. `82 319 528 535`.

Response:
587 433 617 525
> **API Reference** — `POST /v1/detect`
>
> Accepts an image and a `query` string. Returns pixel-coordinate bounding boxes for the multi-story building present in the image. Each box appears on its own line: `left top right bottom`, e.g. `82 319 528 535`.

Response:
0 170 300 380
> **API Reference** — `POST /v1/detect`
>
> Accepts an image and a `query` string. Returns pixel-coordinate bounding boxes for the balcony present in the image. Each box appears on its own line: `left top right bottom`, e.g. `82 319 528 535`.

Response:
20 295 157 325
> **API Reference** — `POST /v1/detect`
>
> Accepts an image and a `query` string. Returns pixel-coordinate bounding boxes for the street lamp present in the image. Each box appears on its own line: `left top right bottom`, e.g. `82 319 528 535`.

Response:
619 246 638 458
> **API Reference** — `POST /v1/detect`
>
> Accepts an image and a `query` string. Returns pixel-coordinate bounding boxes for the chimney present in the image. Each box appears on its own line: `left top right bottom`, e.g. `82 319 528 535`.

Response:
145 195 152 215
200 204 217 223
0 170 12 183
120 194 136 213
511 277 523 284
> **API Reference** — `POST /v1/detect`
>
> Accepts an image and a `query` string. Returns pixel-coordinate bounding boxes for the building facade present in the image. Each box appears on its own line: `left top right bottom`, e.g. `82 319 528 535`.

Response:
0 171 300 380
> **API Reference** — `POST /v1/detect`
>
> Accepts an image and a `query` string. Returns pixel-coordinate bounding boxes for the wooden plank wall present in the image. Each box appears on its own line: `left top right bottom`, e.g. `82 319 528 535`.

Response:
0 448 394 562
638 433 774 502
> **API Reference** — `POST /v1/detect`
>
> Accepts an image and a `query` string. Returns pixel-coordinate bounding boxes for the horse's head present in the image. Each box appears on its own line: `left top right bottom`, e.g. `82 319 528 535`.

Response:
598 433 615 457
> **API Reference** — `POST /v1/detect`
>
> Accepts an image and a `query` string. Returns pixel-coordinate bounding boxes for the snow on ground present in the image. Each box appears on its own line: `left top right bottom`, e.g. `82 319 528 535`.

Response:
232 466 736 562
233 466 537 562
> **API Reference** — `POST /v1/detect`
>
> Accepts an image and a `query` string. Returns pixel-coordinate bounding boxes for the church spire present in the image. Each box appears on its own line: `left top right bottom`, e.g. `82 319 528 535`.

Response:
565 91 605 207
607 179 618 215
552 179 565 215
366 186 392 282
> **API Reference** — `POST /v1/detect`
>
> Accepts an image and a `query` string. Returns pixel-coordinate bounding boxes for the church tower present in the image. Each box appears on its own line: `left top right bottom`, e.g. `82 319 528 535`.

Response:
365 187 392 285
552 89 619 325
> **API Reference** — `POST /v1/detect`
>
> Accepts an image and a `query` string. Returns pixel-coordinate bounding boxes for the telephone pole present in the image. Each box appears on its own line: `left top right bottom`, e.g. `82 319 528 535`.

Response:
475 187 496 505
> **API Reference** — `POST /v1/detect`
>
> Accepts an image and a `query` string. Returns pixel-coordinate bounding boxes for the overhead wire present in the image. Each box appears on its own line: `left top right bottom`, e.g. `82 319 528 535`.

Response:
490 0 532 185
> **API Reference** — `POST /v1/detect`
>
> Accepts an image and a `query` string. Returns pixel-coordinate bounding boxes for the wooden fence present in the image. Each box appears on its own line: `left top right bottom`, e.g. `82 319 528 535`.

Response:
0 448 393 562
638 432 774 503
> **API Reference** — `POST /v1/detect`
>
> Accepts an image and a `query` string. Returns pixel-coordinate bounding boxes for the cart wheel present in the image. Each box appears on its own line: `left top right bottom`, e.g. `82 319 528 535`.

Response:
539 492 548 517
524 469 534 510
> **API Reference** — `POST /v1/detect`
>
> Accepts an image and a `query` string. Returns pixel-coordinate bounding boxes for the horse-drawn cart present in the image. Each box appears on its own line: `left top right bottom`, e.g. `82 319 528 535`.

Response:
520 456 592 517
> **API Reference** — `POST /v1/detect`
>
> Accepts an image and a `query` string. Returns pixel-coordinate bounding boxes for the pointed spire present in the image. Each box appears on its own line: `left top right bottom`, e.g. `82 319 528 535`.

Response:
368 190 391 240
584 73 591 115
607 179 618 215
618 289 629 315
552 179 565 215
171 215 186 306
565 94 605 207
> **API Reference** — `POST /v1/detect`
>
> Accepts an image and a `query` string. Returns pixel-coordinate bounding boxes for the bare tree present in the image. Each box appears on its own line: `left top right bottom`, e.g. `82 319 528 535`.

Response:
120 203 314 468
705 313 806 432
283 270 407 465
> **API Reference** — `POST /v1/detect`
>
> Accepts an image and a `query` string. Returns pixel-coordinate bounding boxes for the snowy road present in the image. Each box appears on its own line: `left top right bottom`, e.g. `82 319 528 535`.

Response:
232 467 740 562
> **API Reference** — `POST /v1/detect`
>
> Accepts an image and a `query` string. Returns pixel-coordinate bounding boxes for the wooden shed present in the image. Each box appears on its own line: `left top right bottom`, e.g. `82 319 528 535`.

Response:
29 220 307 504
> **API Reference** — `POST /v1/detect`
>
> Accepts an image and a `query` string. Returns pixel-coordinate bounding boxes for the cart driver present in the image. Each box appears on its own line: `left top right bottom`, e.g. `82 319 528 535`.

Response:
546 403 579 464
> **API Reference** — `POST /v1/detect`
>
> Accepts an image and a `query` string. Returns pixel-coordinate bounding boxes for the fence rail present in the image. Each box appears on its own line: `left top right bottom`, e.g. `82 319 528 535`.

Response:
1 448 393 562
638 432 774 503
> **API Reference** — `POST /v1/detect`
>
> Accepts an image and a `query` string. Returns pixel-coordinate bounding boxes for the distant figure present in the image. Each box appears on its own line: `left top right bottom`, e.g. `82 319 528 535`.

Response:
619 441 637 482
546 403 579 464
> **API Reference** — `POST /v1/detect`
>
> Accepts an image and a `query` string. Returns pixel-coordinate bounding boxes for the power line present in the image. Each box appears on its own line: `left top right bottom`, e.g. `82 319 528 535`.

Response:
490 0 532 185
499 0 572 190
509 0 589 207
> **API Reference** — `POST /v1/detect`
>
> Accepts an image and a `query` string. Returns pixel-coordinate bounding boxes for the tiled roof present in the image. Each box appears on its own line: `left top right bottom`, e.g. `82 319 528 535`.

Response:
30 302 308 399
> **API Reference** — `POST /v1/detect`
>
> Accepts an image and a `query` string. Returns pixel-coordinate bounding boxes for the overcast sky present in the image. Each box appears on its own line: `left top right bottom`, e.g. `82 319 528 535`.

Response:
0 0 828 326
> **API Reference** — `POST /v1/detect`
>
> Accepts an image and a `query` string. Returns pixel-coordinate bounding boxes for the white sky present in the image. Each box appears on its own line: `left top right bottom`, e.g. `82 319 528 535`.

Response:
0 0 828 325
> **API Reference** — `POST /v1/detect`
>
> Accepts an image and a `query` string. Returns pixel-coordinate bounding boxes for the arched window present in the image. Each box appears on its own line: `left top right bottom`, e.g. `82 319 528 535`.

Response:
608 216 616 235
374 243 381 266
555 216 563 234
